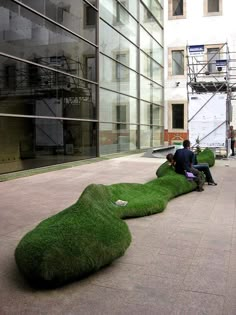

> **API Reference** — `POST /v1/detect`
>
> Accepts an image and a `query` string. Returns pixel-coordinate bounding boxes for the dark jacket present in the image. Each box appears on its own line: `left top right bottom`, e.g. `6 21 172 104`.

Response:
173 148 194 175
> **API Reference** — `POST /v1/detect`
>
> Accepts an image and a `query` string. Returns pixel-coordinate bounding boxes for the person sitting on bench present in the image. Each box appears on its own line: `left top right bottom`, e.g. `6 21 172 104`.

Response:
172 140 205 192
166 147 217 187
193 154 217 186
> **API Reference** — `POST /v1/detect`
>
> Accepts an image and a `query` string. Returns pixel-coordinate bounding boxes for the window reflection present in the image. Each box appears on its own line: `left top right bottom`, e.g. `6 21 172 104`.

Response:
100 0 138 44
0 116 97 174
140 101 163 126
20 0 97 43
0 3 97 82
140 3 163 45
140 76 163 105
140 28 163 66
153 126 164 147
140 125 152 148
100 89 137 124
0 0 165 171
115 53 129 81
140 51 163 85
0 56 97 120
100 55 137 97
140 125 163 148
84 2 97 27
100 19 137 71
172 50 184 75
100 123 137 155
142 0 163 24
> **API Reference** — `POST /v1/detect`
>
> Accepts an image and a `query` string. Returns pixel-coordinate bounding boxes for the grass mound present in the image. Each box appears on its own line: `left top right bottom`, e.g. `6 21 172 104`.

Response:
15 184 132 288
196 148 215 167
156 160 176 178
15 149 215 288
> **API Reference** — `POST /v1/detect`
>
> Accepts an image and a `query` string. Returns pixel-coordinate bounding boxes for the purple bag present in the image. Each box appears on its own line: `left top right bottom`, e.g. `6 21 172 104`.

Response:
185 172 196 181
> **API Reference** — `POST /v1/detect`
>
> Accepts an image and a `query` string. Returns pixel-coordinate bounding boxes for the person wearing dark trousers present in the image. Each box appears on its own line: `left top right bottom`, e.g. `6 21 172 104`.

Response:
193 154 217 186
229 125 235 156
173 140 205 192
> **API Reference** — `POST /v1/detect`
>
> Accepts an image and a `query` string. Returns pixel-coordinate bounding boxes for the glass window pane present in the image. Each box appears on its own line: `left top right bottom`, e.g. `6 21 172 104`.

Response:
100 0 138 44
173 0 183 16
100 123 137 155
85 0 98 8
100 20 138 71
85 4 97 26
140 101 151 125
0 56 97 120
140 101 164 126
140 77 163 105
207 48 220 72
153 126 164 147
208 0 219 12
153 105 164 126
140 125 151 148
21 0 97 43
152 40 164 65
116 1 128 24
140 52 163 85
142 0 163 25
0 3 97 81
100 89 137 124
140 125 163 148
0 116 97 174
140 3 163 45
172 50 184 75
140 28 163 65
100 55 137 98
172 104 184 129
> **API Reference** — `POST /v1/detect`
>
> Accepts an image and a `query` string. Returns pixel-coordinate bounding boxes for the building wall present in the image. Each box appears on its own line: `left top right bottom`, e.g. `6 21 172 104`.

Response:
0 0 164 174
164 0 236 144
99 0 164 154
0 0 98 174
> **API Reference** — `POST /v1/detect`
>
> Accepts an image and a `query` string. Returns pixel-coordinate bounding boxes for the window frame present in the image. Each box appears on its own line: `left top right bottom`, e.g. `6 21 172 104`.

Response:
4 63 17 90
115 0 129 25
168 47 186 78
112 51 130 82
115 104 128 131
84 55 96 82
204 0 222 16
168 101 187 132
168 0 186 20
172 104 184 129
84 2 96 28
205 44 223 74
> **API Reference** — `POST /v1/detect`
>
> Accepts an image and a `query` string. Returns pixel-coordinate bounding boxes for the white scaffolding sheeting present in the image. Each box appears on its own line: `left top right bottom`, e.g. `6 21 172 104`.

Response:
189 94 226 147
186 42 236 155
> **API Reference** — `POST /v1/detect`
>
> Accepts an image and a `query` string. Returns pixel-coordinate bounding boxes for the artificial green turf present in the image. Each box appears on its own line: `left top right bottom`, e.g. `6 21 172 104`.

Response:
15 148 215 288
196 148 215 167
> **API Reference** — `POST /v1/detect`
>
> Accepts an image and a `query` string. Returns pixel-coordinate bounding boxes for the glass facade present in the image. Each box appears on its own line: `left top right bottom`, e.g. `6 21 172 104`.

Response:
0 0 163 174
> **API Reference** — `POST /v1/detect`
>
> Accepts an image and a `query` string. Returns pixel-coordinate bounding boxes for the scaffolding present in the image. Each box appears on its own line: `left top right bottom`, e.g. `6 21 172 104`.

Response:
186 42 236 156
0 55 93 110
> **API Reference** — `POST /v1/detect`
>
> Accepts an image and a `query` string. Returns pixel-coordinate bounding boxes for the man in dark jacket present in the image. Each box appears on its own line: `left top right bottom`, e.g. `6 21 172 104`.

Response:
173 140 205 192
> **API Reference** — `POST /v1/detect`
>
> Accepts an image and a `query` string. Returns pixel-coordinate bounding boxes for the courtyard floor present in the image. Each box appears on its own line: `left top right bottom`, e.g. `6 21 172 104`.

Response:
0 153 236 315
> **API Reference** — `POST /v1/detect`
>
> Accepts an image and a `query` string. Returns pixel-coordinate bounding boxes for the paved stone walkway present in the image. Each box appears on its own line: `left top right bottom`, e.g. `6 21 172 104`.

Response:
0 154 236 315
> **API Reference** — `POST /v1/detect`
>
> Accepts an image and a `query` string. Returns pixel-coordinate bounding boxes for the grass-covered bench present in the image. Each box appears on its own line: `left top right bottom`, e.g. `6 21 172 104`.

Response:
15 148 215 288
156 147 215 178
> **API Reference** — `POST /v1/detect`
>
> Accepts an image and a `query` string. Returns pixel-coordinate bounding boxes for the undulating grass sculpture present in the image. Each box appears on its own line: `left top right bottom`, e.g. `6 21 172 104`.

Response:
15 148 215 288
196 148 215 167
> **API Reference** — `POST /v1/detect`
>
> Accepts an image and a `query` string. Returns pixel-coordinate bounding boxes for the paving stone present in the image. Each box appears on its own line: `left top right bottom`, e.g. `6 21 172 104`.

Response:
0 156 236 314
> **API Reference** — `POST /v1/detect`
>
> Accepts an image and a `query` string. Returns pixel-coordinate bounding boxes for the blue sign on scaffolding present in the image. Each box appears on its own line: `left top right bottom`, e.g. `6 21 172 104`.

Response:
189 45 204 55
216 59 227 66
